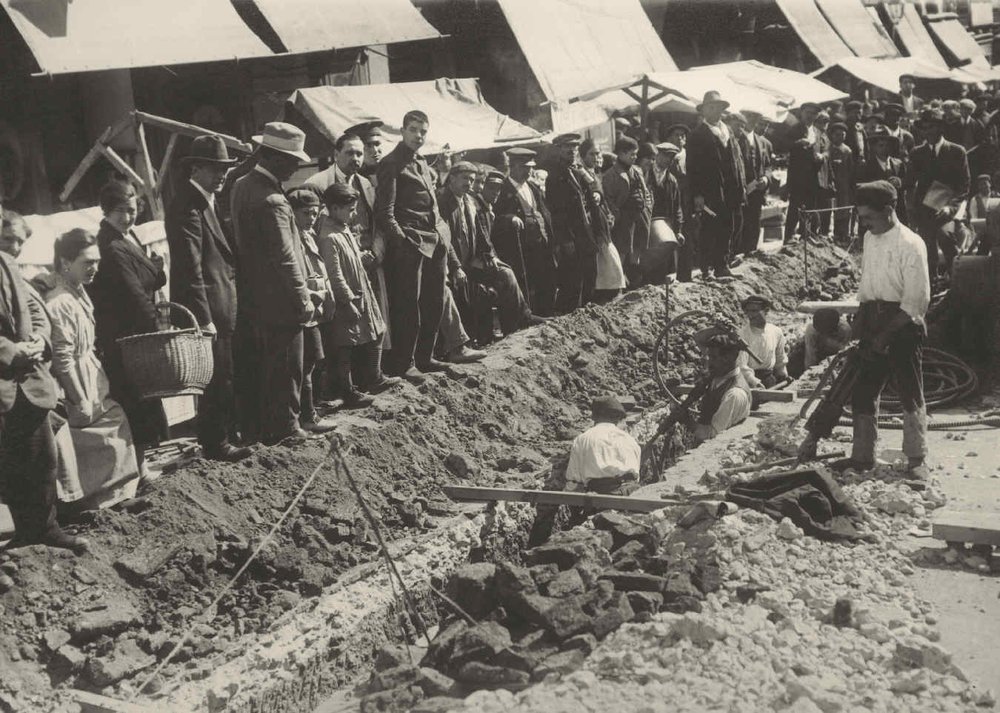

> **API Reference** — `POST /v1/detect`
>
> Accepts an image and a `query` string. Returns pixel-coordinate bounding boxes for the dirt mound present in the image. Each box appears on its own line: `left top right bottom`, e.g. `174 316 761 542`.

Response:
0 243 854 711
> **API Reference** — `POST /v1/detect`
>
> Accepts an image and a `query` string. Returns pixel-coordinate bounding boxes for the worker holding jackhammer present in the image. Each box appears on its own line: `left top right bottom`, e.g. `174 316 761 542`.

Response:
799 181 930 480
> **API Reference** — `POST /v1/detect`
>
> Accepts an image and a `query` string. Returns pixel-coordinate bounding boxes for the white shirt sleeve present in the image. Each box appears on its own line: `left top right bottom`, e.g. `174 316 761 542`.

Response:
710 387 752 434
804 325 819 368
774 328 787 371
900 241 930 325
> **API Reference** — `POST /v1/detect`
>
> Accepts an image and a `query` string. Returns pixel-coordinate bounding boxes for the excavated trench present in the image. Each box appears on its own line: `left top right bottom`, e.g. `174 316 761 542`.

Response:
0 243 857 713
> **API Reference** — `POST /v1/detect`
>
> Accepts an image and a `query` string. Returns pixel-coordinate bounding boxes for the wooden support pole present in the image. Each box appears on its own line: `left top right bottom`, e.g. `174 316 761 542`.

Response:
133 111 252 154
157 132 179 192
443 485 675 513
134 120 164 220
75 690 161 712
672 384 795 403
98 145 145 188
59 135 110 203
796 300 860 314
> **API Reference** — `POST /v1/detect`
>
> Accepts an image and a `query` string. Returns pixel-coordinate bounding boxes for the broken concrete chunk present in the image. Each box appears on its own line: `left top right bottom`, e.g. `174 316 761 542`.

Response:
626 591 664 617
562 632 598 655
456 661 530 686
543 568 585 599
416 667 457 697
533 648 586 680
84 639 155 687
540 595 593 639
599 569 666 593
592 511 650 550
360 685 424 713
447 563 497 619
448 621 512 672
69 598 140 643
592 592 635 639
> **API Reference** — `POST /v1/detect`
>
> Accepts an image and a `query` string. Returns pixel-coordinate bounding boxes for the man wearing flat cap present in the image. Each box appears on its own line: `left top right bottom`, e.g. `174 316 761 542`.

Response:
859 125 908 226
230 122 316 445
896 74 924 115
819 180 930 480
686 90 746 279
785 102 833 244
350 121 385 182
689 326 752 443
603 135 652 283
527 394 640 546
492 147 558 315
826 121 856 244
881 104 915 161
546 133 600 311
644 143 684 281
167 135 250 461
437 161 539 345
736 295 788 387
910 108 969 281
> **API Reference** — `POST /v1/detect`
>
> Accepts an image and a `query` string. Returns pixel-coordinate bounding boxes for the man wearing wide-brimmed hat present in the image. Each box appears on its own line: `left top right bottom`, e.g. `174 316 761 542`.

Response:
230 122 316 445
910 108 969 281
785 101 833 244
685 90 746 279
166 135 251 462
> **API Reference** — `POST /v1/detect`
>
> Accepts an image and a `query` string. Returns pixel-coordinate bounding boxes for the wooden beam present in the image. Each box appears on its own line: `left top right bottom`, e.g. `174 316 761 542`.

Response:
932 510 1000 546
98 145 145 188
672 384 795 403
134 120 164 220
133 111 252 154
443 485 675 513
59 138 108 203
157 132 179 192
75 690 161 712
796 300 860 314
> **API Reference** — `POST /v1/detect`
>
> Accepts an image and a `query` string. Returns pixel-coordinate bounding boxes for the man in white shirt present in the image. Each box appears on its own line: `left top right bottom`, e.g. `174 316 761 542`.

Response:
692 328 752 443
527 396 639 545
737 294 788 387
841 180 930 479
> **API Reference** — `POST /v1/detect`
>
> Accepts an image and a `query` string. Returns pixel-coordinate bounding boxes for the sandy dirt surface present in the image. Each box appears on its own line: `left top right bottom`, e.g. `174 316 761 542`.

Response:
0 244 855 712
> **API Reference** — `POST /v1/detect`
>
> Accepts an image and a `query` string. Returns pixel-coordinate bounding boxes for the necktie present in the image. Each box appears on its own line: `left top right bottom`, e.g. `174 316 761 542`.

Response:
462 196 475 259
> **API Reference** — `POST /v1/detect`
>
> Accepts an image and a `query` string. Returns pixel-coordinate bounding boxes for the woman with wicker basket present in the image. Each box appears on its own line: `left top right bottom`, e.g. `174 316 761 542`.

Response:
88 182 168 471
46 229 140 509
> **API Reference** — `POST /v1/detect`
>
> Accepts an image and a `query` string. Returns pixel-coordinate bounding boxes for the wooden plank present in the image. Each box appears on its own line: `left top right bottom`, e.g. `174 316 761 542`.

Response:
58 126 114 203
443 485 674 513
134 120 164 220
796 300 859 314
157 132 179 191
75 690 161 712
932 510 1000 546
673 384 795 403
98 145 146 188
133 111 252 154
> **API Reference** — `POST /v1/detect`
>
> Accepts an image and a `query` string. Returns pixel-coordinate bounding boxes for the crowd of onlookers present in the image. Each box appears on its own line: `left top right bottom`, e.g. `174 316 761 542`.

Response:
3 71 999 552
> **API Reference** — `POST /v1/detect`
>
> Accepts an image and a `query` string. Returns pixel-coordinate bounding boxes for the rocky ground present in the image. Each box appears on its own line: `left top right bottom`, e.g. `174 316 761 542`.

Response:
0 243 857 712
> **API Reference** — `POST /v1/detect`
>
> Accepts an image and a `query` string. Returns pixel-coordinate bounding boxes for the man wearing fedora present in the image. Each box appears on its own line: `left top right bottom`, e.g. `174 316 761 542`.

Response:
785 102 833 244
859 125 908 226
167 135 251 461
230 122 316 445
686 90 746 279
910 108 969 282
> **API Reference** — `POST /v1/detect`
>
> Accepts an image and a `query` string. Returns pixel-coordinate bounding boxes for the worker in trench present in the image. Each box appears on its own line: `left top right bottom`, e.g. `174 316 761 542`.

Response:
736 294 789 388
527 396 640 546
799 180 930 480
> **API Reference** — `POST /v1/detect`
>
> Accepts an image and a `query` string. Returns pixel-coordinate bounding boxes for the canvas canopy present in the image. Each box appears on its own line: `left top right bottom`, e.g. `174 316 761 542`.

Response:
814 57 983 95
814 0 898 59
926 16 990 68
286 78 541 156
894 5 949 69
773 0 855 67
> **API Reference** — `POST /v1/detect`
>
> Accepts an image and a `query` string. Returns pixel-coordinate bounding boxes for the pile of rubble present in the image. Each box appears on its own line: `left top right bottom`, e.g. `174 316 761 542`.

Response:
357 507 728 712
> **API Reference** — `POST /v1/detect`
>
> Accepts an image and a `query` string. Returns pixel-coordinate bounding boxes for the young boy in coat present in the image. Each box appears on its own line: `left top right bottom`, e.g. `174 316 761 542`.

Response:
318 183 400 407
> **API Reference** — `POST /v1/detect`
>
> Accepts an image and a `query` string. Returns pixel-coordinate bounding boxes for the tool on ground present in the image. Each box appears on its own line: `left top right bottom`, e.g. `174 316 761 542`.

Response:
443 485 674 513
720 450 846 477
640 378 711 479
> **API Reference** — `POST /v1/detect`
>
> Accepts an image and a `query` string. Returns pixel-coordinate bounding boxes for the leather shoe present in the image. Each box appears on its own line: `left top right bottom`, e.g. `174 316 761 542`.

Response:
40 528 90 554
447 345 486 364
204 443 253 462
343 391 375 408
416 359 449 373
525 313 549 327
714 266 735 278
262 428 310 446
398 367 426 385
301 417 337 433
366 376 402 394
828 457 874 473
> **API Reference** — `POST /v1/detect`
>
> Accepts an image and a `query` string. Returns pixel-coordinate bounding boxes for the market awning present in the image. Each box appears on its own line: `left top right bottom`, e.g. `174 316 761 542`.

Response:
286 78 542 156
926 15 990 68
813 57 980 95
0 0 275 74
894 5 949 69
773 0 855 68
495 0 677 103
248 0 441 54
702 61 847 108
814 0 899 58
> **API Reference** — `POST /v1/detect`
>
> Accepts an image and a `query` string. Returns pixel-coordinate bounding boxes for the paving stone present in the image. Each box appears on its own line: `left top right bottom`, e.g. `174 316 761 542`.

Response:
599 569 666 593
69 598 140 642
456 661 530 686
447 563 497 619
543 568 585 599
84 639 155 687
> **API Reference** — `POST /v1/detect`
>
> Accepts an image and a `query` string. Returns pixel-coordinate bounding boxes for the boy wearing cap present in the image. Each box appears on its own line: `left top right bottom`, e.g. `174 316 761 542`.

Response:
230 122 315 444
827 121 856 244
736 295 788 387
838 180 930 479
603 136 653 284
318 183 401 406
527 395 640 546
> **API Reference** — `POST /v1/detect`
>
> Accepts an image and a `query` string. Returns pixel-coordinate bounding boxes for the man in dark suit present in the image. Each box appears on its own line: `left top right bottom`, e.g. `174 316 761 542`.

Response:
827 121 856 244
438 162 539 344
882 104 916 161
911 109 970 281
546 133 599 311
375 110 450 382
785 102 833 243
167 135 250 462
859 126 908 226
0 244 87 552
492 148 557 315
602 136 652 283
230 122 316 445
844 100 867 166
738 111 774 255
686 90 746 278
896 74 924 115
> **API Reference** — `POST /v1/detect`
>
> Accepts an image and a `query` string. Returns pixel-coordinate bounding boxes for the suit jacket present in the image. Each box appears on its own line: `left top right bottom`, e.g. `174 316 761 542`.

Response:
306 163 379 248
492 176 556 275
846 122 866 166
166 180 238 334
742 131 774 202
374 143 445 258
859 155 908 224
88 220 166 356
602 161 652 255
787 123 833 200
437 187 495 269
545 164 597 254
229 167 312 327
911 140 970 212
0 252 57 413
685 121 746 213
895 93 925 114
646 167 684 232
828 143 855 199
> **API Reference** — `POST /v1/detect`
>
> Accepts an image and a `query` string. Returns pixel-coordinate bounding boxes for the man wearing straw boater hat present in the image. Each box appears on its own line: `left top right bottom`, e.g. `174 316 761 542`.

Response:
166 135 251 462
686 90 746 279
230 122 317 445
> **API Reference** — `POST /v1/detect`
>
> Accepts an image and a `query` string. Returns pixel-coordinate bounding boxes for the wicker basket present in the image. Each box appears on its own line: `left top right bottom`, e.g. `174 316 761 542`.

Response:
117 302 214 400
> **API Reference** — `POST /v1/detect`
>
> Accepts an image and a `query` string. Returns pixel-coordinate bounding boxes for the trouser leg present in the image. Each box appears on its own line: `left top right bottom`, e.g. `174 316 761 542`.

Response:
198 332 235 451
703 210 735 272
488 265 531 334
888 324 927 460
742 196 763 254
555 249 582 314
436 286 470 356
729 205 744 262
850 348 890 464
334 346 356 397
525 247 556 317
233 317 260 443
387 240 424 373
300 325 324 423
257 324 304 441
0 395 58 541
415 243 447 367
